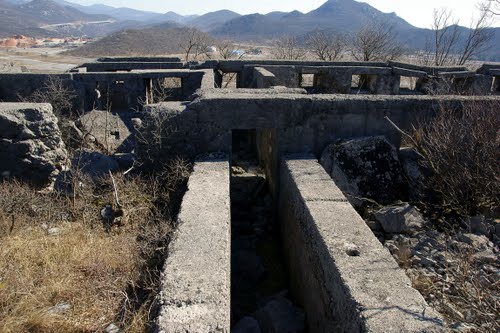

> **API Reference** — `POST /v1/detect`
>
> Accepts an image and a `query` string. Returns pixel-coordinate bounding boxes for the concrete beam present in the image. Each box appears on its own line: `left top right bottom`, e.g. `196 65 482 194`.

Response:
157 159 231 333
217 60 388 73
438 71 476 78
279 156 445 332
392 67 428 78
388 61 468 75
97 56 182 63
302 66 392 75
80 62 184 72
476 63 500 75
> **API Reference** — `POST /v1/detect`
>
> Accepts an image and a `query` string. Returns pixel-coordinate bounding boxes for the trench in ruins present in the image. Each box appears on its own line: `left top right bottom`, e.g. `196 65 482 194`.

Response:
230 129 306 331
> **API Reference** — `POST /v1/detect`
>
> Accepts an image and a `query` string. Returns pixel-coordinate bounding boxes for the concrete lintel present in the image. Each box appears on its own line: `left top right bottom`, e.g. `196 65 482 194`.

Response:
97 56 182 63
392 67 428 78
279 156 445 333
488 69 500 76
217 60 388 72
438 71 477 78
157 159 230 333
388 61 468 75
81 62 185 72
301 66 392 75
476 63 500 75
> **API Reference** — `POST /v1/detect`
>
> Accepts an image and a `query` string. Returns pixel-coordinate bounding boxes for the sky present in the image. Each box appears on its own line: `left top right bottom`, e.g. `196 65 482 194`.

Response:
72 0 500 28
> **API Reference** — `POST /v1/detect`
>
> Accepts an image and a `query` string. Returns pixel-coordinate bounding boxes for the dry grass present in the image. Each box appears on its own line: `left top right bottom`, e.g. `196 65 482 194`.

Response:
0 162 190 333
410 245 499 332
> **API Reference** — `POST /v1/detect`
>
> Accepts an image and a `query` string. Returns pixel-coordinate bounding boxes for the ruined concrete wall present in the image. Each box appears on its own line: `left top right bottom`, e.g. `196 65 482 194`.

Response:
157 159 230 333
142 93 499 165
0 71 210 114
97 57 182 63
279 156 445 332
80 62 184 72
0 74 73 102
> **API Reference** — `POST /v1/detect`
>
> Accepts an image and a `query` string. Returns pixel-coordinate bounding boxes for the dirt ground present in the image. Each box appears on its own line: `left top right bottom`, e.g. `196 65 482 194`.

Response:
0 47 95 73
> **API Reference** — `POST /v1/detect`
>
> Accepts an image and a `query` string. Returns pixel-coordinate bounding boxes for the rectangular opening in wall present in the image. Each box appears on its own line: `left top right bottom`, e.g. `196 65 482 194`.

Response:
221 72 238 88
351 74 375 94
230 128 306 329
351 74 367 94
108 80 129 111
399 76 418 94
149 77 183 102
300 74 315 88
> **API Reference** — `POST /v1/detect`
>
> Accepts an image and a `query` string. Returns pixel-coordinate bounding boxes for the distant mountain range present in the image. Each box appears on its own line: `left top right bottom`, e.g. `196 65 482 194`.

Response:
0 0 499 61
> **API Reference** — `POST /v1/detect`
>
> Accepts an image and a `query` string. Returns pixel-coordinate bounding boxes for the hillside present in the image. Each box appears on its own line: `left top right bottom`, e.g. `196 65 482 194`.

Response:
59 2 166 22
64 25 210 57
0 0 55 37
0 0 117 37
18 0 111 24
187 10 241 32
211 0 416 40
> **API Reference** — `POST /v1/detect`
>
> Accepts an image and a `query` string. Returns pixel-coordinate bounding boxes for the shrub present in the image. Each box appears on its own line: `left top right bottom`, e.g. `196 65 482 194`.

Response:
409 100 499 217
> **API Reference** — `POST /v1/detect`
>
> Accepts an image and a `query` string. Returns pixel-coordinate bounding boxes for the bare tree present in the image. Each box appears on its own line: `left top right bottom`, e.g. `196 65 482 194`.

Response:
481 0 500 15
271 36 307 60
430 6 494 66
458 7 495 65
307 31 345 61
216 41 245 60
179 28 212 61
431 8 462 66
18 75 77 118
350 20 404 61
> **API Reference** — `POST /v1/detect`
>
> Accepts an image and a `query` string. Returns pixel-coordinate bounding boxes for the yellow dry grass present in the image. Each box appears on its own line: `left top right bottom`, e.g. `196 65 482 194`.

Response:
0 169 183 333
0 224 138 333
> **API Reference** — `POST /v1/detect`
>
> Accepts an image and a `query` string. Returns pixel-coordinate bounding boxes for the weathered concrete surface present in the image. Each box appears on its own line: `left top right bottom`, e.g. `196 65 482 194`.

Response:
0 103 67 186
279 156 445 332
0 70 209 113
157 159 230 333
97 56 182 63
80 62 184 72
144 91 499 161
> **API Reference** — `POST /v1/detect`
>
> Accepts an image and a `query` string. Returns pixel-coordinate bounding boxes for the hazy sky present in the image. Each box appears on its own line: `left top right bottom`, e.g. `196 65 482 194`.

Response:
73 0 499 28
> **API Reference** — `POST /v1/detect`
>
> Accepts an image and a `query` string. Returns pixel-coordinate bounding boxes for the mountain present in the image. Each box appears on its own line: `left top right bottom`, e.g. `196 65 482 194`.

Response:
18 0 111 24
264 11 287 20
65 25 209 57
211 0 416 40
187 10 241 32
61 2 166 22
162 11 190 24
0 0 56 36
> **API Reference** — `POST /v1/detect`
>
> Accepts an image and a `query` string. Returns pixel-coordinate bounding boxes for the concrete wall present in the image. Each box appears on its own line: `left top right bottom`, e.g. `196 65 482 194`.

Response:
150 91 498 161
79 62 184 72
279 156 445 332
0 70 209 113
157 159 231 333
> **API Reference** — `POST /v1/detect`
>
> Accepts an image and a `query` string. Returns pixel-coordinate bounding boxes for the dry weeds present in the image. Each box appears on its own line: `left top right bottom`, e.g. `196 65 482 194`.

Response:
0 162 190 333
